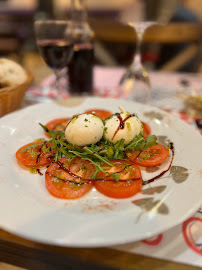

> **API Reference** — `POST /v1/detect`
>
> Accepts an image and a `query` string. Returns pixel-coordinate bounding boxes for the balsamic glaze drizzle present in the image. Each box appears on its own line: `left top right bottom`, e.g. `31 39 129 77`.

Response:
47 159 141 184
36 141 55 164
36 141 46 164
56 160 83 181
37 169 43 176
46 171 90 185
112 114 135 140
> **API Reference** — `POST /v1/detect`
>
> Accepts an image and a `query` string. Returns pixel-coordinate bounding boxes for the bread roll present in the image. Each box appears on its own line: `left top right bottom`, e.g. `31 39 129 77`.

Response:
0 58 27 88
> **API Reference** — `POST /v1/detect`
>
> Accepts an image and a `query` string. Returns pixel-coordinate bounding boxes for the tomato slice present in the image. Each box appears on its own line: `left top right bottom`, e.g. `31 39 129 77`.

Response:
126 144 169 167
94 179 142 199
69 157 96 180
16 141 56 167
45 118 69 137
45 179 93 199
45 157 93 199
96 159 142 181
142 122 151 138
95 159 142 199
46 157 95 183
84 109 112 120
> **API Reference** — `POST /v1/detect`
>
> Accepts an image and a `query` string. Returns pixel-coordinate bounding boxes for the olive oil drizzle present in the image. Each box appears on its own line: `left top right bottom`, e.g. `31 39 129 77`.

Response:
36 141 47 164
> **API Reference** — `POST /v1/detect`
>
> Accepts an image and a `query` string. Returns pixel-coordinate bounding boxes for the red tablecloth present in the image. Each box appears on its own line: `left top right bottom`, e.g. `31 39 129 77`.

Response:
26 66 202 135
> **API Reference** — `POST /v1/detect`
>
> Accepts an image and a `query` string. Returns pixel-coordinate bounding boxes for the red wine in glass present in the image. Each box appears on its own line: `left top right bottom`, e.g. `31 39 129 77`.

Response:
37 40 73 70
67 43 94 95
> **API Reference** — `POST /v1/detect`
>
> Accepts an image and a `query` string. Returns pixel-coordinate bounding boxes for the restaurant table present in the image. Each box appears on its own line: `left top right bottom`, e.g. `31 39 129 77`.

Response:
1 66 202 270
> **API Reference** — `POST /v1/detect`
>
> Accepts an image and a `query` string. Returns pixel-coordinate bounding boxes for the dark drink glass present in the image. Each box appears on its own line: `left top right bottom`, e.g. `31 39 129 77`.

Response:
68 43 93 95
68 0 94 96
37 40 73 70
34 20 75 98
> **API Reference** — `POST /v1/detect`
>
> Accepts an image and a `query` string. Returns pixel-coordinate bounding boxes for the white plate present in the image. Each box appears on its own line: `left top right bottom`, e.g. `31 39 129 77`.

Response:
0 97 202 247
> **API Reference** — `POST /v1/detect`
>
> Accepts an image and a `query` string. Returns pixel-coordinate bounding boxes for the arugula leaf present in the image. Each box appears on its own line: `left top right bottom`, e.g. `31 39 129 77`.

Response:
39 123 65 139
91 167 99 179
114 139 125 158
125 134 157 151
83 146 113 167
112 173 119 182
143 135 157 149
19 143 40 153
124 134 145 151
39 123 55 137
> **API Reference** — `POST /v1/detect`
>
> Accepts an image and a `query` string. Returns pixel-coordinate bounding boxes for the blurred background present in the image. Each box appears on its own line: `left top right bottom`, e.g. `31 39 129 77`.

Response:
0 0 201 83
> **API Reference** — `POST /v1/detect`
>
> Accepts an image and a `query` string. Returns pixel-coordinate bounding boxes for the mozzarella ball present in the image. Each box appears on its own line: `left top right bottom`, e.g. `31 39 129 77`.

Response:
104 106 143 145
65 114 104 146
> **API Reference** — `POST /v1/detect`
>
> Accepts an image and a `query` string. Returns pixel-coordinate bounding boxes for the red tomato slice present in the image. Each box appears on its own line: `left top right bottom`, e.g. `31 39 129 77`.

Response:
94 179 142 199
16 141 56 167
69 157 96 180
45 172 93 199
95 159 142 198
142 122 151 138
45 118 69 137
84 109 112 120
126 144 169 167
46 157 95 183
45 157 93 199
96 159 142 181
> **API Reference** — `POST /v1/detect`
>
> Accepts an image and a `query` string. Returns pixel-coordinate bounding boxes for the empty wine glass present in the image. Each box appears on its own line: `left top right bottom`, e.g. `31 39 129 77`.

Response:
34 20 75 99
119 21 156 104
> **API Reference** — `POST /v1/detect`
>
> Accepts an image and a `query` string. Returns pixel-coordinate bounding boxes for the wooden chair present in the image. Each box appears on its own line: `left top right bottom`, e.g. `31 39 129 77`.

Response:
89 19 202 72
0 7 35 61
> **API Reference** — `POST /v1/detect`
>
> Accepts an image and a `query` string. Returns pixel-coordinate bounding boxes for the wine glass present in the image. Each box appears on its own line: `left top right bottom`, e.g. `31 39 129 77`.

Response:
34 20 75 99
119 22 156 104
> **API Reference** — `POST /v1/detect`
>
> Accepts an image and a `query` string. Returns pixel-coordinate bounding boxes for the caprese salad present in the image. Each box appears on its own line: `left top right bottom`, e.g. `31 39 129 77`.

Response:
16 107 171 200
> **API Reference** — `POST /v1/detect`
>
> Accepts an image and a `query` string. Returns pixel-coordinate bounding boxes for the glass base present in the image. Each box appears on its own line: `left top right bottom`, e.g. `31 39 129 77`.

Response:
119 78 151 104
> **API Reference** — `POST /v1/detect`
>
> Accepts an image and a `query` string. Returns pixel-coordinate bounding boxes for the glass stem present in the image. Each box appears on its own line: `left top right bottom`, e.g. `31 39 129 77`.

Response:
132 32 143 69
55 70 61 90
